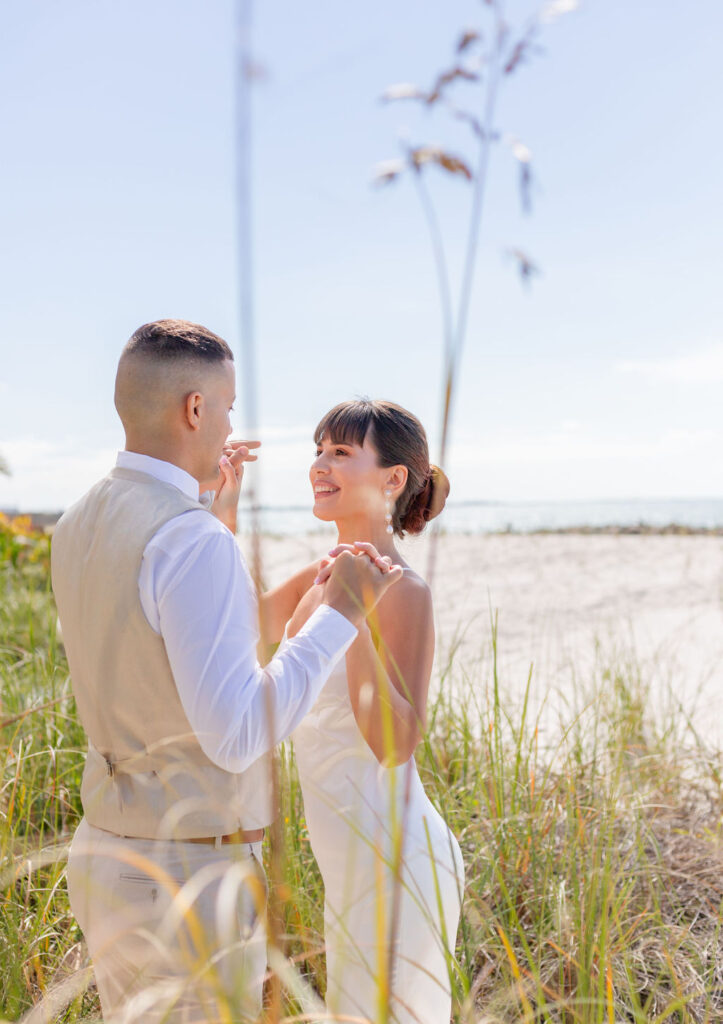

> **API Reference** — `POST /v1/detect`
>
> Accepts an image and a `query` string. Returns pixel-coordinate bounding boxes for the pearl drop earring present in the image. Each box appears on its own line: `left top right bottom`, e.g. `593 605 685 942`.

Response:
384 489 394 534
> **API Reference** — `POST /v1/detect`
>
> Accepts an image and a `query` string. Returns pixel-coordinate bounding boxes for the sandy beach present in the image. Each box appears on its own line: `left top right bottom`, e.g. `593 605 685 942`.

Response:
240 532 723 750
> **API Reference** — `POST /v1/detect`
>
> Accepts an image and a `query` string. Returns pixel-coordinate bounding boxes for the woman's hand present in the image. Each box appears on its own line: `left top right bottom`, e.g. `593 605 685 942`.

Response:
313 543 401 628
208 440 260 533
314 542 395 585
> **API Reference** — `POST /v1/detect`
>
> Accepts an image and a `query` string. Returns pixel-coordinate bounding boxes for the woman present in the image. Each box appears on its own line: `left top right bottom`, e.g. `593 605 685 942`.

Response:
260 399 464 1024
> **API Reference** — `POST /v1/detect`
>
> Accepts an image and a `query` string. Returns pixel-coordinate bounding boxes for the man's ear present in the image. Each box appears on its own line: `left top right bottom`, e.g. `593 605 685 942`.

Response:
184 391 204 431
386 465 408 496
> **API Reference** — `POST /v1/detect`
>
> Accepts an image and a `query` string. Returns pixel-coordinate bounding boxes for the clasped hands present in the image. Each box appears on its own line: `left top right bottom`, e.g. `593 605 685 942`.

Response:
314 542 403 628
314 542 397 586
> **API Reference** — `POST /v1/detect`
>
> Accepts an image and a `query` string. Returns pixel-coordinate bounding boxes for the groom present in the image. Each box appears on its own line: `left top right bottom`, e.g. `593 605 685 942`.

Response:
51 319 401 1022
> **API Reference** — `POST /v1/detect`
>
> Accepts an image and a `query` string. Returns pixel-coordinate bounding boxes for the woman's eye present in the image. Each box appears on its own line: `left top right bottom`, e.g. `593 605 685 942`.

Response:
314 446 348 456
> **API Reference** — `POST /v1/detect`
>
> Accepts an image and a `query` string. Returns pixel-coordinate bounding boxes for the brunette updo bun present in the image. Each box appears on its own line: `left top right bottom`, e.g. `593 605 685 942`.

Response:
400 464 450 536
314 399 450 538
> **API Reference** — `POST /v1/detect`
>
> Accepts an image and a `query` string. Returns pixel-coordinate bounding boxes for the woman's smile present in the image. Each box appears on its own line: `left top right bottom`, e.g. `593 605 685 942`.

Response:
313 481 340 499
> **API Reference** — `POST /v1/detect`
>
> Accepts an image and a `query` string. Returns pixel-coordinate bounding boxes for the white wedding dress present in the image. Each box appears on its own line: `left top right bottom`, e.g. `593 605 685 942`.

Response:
286 621 464 1024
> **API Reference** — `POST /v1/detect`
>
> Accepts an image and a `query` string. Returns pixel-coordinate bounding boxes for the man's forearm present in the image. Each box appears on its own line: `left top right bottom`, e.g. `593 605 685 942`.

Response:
171 605 356 773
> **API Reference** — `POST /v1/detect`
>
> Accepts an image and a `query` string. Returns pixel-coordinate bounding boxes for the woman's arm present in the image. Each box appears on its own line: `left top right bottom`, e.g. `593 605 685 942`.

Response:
345 575 434 766
258 561 322 661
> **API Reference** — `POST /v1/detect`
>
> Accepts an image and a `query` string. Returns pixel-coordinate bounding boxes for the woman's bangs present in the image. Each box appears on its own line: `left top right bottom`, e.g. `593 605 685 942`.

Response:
314 403 372 448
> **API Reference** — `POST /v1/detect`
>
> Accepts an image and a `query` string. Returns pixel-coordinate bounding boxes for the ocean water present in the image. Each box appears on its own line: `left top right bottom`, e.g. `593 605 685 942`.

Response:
236 498 723 536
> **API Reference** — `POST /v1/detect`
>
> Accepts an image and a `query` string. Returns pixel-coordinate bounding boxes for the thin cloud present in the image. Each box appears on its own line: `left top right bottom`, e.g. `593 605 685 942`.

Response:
0 440 119 511
615 343 723 384
449 427 721 466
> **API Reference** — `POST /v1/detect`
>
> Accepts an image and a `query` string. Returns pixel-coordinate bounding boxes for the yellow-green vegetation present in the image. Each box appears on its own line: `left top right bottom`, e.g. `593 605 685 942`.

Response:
0 516 90 1019
1 518 721 1023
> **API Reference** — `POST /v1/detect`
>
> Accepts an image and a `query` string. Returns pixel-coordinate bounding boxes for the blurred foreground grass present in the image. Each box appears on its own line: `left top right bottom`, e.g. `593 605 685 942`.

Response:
1 515 721 1023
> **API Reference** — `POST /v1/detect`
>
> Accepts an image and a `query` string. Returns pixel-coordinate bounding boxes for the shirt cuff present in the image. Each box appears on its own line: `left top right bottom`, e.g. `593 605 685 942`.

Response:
296 602 358 657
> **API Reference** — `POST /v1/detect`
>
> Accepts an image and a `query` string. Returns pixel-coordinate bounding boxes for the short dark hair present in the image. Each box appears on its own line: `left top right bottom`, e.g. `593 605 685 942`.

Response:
123 320 234 363
314 399 450 537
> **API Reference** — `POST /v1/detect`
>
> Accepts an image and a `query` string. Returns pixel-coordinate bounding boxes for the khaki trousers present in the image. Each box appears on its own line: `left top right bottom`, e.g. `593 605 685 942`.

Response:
67 818 267 1024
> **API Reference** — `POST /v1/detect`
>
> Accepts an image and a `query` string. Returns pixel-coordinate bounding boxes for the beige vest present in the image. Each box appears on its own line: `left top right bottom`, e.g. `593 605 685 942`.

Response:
51 466 271 839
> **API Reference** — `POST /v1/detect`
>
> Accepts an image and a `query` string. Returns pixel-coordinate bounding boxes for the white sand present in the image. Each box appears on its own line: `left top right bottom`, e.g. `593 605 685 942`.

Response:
240 532 723 750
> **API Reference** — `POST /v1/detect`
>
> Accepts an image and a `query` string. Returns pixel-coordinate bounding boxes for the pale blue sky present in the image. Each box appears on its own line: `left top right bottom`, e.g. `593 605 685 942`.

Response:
1 0 721 510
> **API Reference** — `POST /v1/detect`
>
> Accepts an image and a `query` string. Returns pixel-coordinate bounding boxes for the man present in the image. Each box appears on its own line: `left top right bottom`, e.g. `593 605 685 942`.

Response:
51 319 401 1023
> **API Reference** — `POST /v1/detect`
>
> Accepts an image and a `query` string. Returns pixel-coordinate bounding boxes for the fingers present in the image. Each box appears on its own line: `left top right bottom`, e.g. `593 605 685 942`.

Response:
350 541 391 570
321 547 402 586
226 439 262 450
327 541 395 574
313 556 335 586
221 447 254 483
327 541 381 558
370 555 402 580
320 549 404 625
327 544 357 557
349 541 380 558
226 446 257 467
383 565 404 586
218 455 241 486
229 447 249 469
223 440 260 466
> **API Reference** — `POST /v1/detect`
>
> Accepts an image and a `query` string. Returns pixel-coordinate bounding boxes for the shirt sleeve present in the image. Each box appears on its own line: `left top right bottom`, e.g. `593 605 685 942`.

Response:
140 515 357 772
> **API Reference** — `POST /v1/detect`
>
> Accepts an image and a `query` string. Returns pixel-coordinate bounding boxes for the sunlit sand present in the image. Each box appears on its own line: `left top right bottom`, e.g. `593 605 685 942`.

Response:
241 531 723 750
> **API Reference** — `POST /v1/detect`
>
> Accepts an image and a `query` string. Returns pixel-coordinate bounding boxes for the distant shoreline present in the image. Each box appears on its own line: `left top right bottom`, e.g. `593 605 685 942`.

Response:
488 523 723 536
4 509 722 537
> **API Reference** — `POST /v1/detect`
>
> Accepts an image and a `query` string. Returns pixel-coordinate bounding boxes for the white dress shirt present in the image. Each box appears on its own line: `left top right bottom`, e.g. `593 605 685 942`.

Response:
116 451 356 774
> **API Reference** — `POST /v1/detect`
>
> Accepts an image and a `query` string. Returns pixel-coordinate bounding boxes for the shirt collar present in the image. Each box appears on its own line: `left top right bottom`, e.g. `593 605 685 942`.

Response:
115 451 214 508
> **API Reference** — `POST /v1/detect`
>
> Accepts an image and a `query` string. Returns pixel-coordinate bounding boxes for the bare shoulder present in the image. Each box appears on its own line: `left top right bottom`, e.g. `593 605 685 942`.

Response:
377 568 432 620
372 569 435 674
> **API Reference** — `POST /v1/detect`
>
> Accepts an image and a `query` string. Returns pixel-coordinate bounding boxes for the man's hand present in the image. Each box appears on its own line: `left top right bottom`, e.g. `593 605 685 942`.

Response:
320 545 403 628
207 440 260 533
201 440 260 494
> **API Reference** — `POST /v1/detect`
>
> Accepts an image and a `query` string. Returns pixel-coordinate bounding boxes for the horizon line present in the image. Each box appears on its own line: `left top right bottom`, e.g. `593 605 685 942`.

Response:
3 495 723 517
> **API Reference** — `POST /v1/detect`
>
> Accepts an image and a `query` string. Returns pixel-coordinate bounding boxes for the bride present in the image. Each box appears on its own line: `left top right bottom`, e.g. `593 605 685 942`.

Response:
261 399 464 1024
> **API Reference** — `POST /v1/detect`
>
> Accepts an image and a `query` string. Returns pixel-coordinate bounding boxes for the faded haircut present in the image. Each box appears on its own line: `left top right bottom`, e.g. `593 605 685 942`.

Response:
122 320 234 363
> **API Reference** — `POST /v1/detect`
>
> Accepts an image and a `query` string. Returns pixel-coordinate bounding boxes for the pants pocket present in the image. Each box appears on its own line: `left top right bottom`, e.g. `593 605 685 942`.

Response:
236 849 267 939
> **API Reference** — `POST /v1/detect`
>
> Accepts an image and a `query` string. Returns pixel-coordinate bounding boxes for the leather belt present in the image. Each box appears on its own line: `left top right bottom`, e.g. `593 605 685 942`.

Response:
185 828 264 846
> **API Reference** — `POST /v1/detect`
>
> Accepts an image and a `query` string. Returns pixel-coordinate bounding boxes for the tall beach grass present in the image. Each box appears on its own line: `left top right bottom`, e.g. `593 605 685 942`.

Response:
1 517 722 1022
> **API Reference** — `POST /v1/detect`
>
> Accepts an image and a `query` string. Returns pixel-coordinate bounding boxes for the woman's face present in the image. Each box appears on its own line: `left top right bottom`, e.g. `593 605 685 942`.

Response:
310 431 389 523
